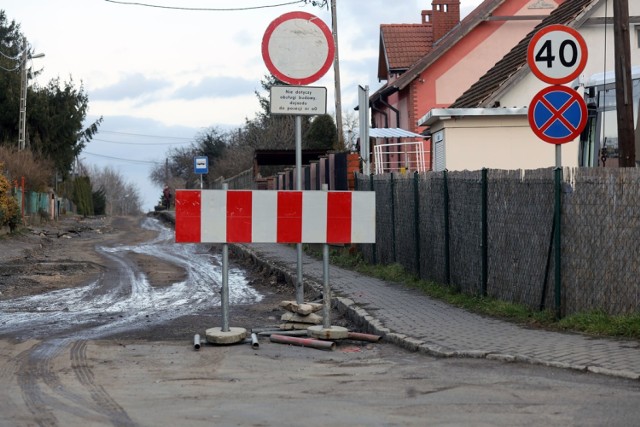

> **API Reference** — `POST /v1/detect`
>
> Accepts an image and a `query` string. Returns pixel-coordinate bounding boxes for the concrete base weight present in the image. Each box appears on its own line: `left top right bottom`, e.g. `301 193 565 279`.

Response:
307 325 349 340
205 327 247 345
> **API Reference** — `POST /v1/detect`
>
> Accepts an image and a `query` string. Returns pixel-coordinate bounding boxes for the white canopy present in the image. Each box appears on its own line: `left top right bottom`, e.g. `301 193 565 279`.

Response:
355 128 425 138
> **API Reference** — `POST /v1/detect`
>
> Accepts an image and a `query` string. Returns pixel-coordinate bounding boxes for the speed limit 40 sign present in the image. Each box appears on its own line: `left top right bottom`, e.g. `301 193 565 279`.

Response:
527 24 588 84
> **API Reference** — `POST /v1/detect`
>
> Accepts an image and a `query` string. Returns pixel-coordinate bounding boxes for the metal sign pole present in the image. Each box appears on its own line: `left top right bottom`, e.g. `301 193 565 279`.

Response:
322 243 331 329
554 147 562 319
358 85 370 174
321 184 331 328
296 115 304 305
307 183 347 340
221 183 229 332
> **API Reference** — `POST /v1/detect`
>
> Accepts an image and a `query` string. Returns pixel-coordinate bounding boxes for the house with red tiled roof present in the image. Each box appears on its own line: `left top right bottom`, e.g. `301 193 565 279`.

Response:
370 0 564 172
418 0 640 171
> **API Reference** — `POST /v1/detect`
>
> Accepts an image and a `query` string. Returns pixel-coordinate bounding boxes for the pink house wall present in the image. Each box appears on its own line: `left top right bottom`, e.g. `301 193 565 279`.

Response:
411 0 561 132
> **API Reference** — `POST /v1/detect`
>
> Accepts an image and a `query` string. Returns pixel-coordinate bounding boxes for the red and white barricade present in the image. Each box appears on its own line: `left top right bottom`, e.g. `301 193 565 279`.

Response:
175 190 376 244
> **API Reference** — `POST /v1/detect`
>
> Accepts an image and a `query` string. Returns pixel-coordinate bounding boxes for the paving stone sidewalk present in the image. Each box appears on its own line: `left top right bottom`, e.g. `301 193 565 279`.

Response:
236 242 640 381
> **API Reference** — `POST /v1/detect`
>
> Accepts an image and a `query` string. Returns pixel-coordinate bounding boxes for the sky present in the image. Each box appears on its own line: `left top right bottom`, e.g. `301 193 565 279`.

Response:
2 0 483 211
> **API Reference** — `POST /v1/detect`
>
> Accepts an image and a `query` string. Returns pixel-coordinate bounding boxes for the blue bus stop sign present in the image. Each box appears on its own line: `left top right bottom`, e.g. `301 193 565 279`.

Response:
194 156 208 174
528 85 587 145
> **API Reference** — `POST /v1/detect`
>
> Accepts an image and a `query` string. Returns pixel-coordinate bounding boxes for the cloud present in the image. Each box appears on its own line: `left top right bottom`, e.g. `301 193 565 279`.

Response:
173 76 259 100
90 73 171 101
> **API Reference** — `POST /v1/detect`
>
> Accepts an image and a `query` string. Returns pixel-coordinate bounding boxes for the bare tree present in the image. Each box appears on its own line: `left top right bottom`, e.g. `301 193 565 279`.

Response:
341 110 359 152
87 163 142 215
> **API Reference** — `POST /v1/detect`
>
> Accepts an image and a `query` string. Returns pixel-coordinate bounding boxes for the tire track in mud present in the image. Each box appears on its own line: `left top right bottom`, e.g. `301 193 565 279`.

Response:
0 342 30 424
15 340 137 426
70 340 137 426
16 343 63 427
1 217 260 425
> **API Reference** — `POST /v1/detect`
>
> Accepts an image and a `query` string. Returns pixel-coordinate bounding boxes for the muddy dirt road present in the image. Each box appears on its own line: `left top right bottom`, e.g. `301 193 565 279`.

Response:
0 215 638 426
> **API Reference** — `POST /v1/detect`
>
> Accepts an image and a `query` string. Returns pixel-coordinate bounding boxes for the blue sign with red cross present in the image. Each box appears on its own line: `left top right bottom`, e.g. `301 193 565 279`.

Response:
528 85 587 145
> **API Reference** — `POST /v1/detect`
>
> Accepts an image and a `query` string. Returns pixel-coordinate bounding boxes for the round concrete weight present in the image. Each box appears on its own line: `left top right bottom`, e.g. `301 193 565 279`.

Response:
205 327 247 345
307 325 348 340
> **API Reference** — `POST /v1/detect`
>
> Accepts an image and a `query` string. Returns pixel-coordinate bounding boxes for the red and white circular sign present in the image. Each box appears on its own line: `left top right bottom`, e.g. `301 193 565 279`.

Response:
261 11 335 85
527 24 588 85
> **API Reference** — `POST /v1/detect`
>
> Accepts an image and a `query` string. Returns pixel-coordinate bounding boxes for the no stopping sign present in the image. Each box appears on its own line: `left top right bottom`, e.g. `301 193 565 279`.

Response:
528 85 587 145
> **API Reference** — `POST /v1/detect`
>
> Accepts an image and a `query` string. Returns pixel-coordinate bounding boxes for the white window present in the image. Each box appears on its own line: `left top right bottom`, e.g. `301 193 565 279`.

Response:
433 130 446 172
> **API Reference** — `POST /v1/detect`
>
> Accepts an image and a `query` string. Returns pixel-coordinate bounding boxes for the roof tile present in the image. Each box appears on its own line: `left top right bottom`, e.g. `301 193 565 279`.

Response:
381 24 432 71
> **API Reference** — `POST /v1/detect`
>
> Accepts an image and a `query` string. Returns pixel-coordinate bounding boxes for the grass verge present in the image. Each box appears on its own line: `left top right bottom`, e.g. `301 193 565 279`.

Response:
305 245 640 340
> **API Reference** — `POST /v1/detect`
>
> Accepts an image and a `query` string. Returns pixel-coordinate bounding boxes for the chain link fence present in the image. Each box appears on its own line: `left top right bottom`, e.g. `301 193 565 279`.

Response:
356 168 640 316
563 168 640 315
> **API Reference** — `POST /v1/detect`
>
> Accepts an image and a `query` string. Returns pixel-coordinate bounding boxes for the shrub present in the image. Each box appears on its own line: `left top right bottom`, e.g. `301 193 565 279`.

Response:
0 146 54 192
0 162 20 231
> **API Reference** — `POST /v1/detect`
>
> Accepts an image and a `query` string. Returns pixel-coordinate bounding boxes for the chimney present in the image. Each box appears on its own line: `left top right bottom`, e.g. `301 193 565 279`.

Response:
421 10 432 24
427 0 461 41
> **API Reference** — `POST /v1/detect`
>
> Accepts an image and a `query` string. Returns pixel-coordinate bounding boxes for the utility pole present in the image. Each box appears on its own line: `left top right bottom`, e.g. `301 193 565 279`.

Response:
330 0 345 150
18 48 27 151
17 39 44 151
613 0 635 166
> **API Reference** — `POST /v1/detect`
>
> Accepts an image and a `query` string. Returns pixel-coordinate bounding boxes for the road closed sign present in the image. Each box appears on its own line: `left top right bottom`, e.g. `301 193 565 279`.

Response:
527 24 588 85
262 12 335 85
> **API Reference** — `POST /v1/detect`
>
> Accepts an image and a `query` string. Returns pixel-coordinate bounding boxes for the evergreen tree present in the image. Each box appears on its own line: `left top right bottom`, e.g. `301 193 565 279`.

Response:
305 114 338 150
92 186 106 216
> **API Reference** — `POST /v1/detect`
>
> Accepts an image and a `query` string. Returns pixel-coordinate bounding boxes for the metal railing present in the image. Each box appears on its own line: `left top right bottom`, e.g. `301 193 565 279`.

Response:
373 141 427 174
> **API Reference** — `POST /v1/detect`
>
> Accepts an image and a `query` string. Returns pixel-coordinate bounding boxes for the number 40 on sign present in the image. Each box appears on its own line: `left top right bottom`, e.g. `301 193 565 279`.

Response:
527 24 588 85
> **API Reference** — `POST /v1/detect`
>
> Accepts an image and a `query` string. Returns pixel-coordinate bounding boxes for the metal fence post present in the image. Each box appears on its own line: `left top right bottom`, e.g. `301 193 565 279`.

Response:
390 172 397 262
413 171 421 277
370 173 377 265
443 170 451 285
554 167 562 319
481 168 488 296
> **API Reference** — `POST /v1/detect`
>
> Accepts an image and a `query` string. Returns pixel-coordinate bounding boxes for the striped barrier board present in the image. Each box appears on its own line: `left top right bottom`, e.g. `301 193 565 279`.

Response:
175 190 376 244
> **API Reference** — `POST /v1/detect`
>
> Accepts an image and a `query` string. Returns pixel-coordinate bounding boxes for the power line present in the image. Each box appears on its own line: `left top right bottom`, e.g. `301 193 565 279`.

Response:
103 0 307 11
92 137 193 146
0 50 21 71
84 151 163 165
99 130 194 140
0 49 21 61
0 63 20 72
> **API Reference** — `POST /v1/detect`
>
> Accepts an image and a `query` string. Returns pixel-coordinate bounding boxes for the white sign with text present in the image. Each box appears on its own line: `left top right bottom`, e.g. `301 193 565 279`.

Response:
270 86 327 116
